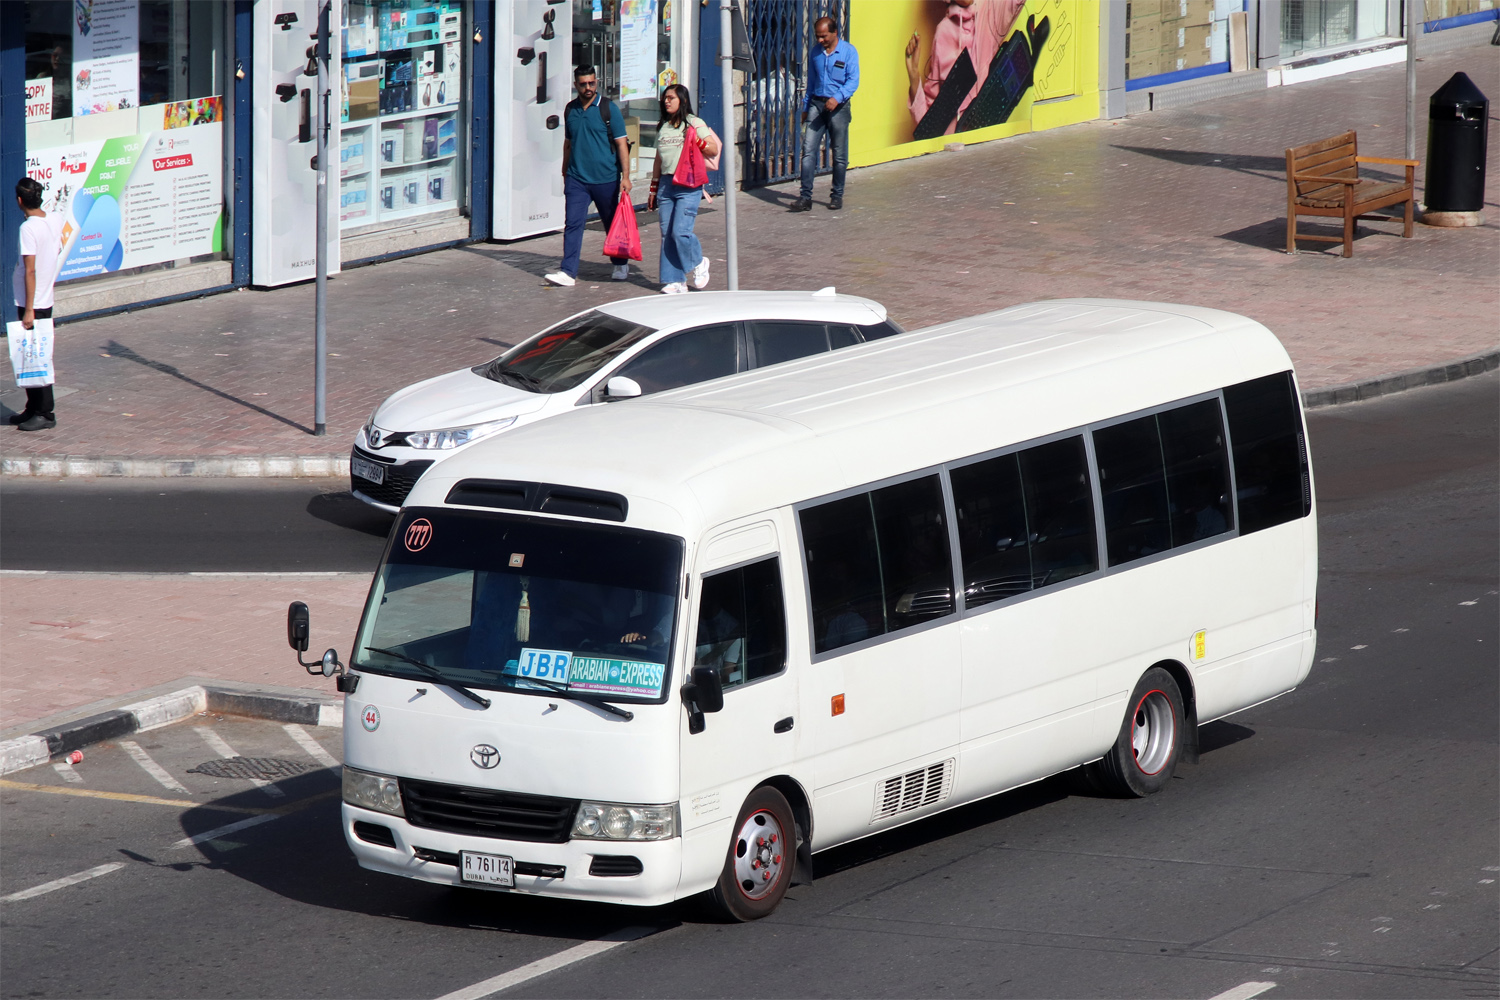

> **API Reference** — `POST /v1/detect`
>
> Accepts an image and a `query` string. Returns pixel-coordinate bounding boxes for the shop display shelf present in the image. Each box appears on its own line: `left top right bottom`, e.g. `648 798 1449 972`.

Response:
375 204 456 222
371 105 460 125
377 153 457 171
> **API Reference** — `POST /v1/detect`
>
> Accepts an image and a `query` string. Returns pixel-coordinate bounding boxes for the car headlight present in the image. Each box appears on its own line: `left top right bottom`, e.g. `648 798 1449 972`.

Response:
404 416 517 450
571 801 679 841
342 766 405 817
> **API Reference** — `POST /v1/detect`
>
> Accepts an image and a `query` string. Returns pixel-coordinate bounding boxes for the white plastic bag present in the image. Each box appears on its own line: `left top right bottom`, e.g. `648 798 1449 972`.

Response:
7 318 55 387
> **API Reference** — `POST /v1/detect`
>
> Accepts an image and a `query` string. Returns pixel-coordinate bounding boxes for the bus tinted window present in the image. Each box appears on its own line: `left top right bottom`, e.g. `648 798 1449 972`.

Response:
802 475 954 653
953 437 1098 608
1095 416 1172 566
695 558 787 689
1223 372 1310 533
1159 399 1234 544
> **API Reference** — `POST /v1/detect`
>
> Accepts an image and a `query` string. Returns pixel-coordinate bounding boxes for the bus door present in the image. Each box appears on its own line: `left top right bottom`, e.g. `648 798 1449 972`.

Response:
680 523 798 825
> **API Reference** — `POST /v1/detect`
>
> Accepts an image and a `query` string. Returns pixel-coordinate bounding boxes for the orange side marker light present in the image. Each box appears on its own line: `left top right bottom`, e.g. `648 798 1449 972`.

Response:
831 694 845 716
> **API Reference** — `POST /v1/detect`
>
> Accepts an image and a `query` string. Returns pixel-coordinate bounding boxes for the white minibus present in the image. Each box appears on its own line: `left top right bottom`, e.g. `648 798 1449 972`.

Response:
288 298 1317 920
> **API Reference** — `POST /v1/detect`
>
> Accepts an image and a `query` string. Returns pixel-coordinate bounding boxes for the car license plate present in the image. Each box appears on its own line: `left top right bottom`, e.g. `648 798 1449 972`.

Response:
351 455 386 485
461 851 514 887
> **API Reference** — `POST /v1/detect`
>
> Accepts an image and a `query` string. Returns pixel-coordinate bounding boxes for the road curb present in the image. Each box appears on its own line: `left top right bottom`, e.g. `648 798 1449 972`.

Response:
1300 350 1499 409
2 353 1497 477
0 684 342 776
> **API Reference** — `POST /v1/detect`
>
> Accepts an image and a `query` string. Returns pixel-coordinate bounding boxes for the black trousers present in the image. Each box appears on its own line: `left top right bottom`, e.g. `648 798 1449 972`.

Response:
15 305 54 418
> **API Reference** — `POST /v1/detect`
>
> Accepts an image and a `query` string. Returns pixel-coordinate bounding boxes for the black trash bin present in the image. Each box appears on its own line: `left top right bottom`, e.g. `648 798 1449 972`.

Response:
1424 72 1489 223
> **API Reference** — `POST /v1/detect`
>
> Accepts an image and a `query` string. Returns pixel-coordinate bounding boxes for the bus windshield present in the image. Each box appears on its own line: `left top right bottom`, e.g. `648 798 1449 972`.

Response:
474 310 657 393
354 510 683 703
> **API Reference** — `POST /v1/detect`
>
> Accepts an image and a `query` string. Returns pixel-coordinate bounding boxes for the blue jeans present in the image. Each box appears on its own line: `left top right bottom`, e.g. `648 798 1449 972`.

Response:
560 175 627 277
656 176 703 285
799 102 850 200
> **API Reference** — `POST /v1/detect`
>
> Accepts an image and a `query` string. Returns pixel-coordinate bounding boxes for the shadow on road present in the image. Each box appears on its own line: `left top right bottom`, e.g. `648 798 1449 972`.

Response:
103 340 314 434
306 490 395 539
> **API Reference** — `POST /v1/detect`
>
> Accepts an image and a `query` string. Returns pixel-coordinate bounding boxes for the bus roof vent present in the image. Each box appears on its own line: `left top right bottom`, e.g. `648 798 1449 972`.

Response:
871 758 955 823
446 479 629 523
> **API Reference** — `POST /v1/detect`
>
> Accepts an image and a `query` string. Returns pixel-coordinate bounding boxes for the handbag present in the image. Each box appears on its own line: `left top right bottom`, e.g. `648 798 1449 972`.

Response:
601 191 643 261
672 124 709 189
7 318 55 387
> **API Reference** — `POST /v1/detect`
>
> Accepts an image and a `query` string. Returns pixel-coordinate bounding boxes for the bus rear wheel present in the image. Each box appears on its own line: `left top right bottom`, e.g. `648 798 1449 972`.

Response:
709 785 795 921
1087 667 1185 797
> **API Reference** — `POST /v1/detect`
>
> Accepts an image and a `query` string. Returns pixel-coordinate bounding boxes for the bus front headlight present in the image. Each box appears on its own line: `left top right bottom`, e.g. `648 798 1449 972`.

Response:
571 801 678 841
342 766 405 817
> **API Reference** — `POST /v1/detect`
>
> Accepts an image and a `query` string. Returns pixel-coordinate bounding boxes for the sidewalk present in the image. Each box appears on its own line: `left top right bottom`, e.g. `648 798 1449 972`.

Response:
2 38 1496 471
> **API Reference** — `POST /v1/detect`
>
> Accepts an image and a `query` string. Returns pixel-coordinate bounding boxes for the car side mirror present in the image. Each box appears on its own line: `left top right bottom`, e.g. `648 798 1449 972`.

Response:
604 376 642 400
287 601 309 652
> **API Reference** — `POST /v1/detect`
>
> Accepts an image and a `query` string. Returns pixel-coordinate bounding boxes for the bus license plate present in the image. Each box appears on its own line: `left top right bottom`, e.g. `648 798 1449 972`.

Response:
351 455 386 484
461 851 514 887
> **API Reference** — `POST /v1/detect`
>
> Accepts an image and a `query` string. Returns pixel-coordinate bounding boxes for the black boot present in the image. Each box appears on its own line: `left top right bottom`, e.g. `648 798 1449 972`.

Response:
790 197 812 212
829 195 843 210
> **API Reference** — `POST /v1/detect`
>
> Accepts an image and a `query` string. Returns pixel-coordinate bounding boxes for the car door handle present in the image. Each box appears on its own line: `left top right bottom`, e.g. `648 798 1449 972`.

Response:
773 716 794 734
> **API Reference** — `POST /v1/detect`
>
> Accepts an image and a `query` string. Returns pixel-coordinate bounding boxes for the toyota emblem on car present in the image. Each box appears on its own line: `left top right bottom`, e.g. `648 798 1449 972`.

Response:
470 744 500 769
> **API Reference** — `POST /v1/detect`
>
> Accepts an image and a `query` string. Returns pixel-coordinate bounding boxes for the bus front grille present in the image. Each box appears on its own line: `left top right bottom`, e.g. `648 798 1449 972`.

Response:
400 778 579 843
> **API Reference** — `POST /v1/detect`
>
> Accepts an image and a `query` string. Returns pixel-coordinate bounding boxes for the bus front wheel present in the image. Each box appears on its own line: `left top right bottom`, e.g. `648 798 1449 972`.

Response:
1087 667 1185 797
709 785 795 921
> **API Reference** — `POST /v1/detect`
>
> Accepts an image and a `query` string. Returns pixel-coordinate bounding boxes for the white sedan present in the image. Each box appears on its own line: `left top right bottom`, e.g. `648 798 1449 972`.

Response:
350 289 902 512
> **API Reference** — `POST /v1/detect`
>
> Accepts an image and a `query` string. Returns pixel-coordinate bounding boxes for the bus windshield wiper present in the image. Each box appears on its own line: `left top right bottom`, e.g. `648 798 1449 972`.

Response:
364 647 492 709
507 674 634 721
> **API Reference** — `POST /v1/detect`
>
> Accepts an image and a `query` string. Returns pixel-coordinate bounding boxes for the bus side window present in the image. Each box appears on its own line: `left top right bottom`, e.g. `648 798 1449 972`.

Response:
1158 399 1234 544
801 474 955 654
1223 371 1310 534
1094 416 1172 566
695 557 787 689
1019 436 1098 586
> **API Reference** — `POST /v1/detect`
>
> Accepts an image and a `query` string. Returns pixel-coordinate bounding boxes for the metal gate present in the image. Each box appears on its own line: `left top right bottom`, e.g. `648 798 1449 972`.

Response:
743 0 850 188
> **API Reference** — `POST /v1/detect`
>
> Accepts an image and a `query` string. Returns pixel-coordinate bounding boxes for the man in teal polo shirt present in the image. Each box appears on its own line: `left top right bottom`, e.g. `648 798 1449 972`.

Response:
545 65 634 287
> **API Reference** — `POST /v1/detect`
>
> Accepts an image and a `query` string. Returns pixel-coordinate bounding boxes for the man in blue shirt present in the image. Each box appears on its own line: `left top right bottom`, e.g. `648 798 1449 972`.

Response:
545 65 635 287
793 17 859 212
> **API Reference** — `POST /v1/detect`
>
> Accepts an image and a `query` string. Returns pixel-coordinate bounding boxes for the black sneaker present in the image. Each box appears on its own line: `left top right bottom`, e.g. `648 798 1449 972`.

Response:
829 195 843 210
789 198 813 212
18 414 55 431
7 411 33 425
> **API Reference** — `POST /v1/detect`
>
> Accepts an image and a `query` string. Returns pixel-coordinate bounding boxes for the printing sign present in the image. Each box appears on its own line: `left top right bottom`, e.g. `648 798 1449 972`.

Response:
73 0 140 115
25 78 54 122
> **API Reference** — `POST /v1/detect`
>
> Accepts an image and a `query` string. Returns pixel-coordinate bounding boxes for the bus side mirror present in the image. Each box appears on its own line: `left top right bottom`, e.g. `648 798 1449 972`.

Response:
680 665 725 735
604 376 642 400
287 601 310 652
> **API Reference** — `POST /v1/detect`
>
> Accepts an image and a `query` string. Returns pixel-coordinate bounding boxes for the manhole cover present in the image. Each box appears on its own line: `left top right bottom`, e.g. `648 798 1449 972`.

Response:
187 756 316 781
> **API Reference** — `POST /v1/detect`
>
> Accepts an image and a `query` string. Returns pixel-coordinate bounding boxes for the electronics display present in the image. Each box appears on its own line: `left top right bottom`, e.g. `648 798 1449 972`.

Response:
493 0 571 239
338 0 464 232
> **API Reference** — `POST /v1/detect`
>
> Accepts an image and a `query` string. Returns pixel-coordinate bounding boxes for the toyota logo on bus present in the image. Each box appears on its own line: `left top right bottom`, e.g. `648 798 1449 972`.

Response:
470 744 500 769
404 518 433 552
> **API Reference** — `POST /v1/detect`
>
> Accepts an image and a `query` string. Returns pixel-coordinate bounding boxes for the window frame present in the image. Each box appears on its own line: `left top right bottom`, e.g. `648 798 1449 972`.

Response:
794 465 964 664
693 554 791 694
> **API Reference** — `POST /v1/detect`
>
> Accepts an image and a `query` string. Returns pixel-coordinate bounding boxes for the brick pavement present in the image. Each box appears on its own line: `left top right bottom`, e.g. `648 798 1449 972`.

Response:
1 37 1495 465
1 572 368 733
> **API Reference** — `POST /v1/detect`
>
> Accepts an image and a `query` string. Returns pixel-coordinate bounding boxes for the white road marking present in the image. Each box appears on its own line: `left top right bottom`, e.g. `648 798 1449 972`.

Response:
120 740 190 794
2 862 125 902
172 813 279 849
282 724 340 769
195 727 284 798
434 928 656 999
1207 983 1276 1000
52 761 83 784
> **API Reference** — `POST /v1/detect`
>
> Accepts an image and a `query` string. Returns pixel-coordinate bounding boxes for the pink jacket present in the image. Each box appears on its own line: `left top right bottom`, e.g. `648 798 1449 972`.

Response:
909 0 1026 133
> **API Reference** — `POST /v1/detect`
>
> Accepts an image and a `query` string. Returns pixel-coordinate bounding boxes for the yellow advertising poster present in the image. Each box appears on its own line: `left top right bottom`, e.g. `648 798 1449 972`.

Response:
848 0 1099 167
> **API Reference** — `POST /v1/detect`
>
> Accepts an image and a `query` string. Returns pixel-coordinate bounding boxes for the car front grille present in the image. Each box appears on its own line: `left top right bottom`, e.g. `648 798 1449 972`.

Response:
350 447 433 508
400 778 579 843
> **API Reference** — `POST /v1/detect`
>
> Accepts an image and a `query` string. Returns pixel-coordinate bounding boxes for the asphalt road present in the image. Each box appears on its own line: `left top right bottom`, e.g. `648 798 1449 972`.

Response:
1 373 1496 999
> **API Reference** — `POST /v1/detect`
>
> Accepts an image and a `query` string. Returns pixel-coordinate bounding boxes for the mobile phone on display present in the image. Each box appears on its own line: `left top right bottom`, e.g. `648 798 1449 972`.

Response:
912 49 978 141
957 15 1051 133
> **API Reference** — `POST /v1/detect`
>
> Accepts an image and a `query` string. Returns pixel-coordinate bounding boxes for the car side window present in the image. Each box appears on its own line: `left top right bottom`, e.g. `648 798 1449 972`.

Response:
749 321 832 368
613 324 738 395
857 320 905 341
695 557 787 689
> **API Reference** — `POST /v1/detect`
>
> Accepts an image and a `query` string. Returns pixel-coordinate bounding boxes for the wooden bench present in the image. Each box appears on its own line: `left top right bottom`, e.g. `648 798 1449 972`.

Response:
1285 131 1417 257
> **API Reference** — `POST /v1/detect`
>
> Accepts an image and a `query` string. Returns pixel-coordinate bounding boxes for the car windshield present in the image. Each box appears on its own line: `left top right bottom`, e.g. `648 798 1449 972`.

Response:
474 310 657 393
354 509 683 702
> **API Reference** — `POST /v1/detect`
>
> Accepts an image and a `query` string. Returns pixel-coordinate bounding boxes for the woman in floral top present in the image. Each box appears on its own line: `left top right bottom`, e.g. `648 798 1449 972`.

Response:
647 85 719 294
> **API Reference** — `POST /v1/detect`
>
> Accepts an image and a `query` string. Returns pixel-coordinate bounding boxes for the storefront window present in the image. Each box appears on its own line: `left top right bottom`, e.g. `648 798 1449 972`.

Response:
338 1 468 234
1281 0 1390 58
23 0 228 285
1124 1 1230 83
571 0 677 182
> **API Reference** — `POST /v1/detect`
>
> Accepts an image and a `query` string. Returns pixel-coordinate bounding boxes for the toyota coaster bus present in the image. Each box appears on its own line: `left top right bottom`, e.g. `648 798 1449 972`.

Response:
287 299 1317 921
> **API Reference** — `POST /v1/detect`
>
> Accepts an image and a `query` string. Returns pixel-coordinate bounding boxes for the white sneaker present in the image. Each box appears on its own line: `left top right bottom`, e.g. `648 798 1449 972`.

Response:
611 264 630 281
544 271 575 287
661 282 688 295
692 256 710 290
